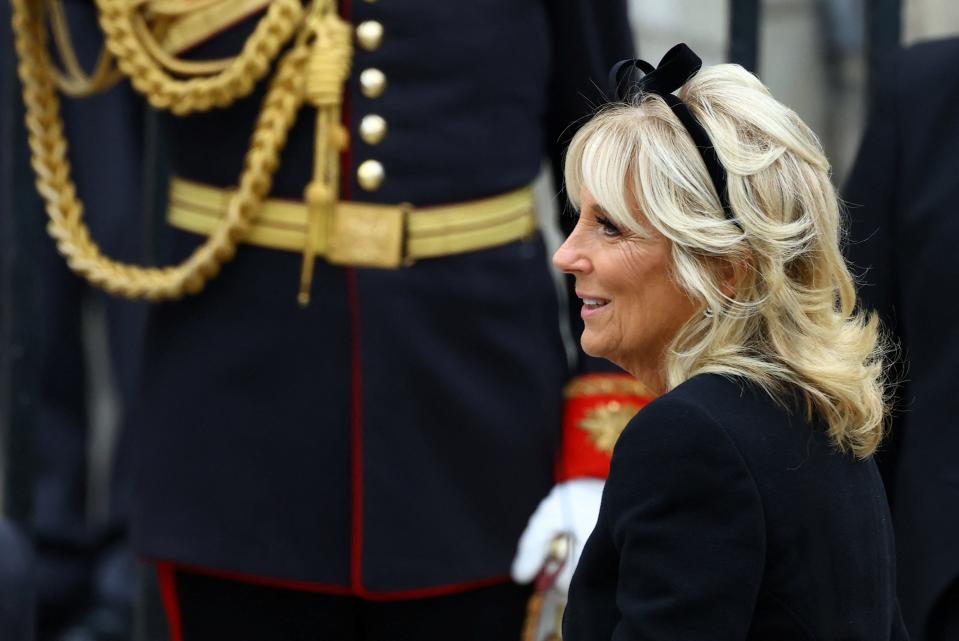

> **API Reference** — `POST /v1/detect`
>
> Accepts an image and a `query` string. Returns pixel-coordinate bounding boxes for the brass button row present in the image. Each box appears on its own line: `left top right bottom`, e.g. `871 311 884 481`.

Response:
359 114 387 145
359 68 386 98
355 13 385 191
357 159 385 192
356 20 383 51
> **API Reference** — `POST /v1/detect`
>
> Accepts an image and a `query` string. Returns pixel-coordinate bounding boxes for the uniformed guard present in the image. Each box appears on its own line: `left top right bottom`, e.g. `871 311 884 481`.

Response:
11 0 650 637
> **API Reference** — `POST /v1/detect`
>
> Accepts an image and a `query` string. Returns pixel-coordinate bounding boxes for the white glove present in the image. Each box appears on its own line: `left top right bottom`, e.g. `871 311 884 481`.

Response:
511 478 605 597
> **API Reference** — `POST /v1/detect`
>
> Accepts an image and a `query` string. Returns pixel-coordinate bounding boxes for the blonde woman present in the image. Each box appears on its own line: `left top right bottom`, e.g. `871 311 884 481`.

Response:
555 45 908 640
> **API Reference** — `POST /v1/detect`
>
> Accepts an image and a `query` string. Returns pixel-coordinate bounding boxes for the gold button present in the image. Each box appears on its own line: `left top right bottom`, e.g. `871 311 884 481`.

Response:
359 68 387 99
359 114 387 145
357 160 385 191
356 21 384 51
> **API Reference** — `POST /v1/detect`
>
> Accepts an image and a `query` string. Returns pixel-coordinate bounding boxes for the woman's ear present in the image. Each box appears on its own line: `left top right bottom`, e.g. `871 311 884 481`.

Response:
717 255 749 299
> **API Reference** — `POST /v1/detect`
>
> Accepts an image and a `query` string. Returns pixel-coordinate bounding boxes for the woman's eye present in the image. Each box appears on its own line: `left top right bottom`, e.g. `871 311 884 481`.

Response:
596 216 622 237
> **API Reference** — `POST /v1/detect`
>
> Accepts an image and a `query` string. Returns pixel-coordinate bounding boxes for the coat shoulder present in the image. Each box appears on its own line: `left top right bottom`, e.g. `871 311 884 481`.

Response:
612 374 758 473
616 373 823 476
621 373 759 437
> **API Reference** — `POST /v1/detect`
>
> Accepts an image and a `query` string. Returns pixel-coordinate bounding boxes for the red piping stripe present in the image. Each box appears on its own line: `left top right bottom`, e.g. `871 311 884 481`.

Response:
155 562 184 641
360 574 512 601
147 559 513 602
147 559 354 596
340 0 369 594
341 81 353 200
347 266 364 592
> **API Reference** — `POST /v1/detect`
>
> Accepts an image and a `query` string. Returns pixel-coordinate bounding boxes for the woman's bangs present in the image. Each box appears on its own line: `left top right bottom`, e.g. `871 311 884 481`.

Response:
577 120 636 227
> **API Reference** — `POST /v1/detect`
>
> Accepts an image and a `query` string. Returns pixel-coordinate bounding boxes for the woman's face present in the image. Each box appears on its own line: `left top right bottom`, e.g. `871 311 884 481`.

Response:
553 188 699 392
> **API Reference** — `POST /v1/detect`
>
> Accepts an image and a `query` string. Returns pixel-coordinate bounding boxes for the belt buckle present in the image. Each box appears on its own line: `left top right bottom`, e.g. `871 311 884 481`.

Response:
326 203 409 269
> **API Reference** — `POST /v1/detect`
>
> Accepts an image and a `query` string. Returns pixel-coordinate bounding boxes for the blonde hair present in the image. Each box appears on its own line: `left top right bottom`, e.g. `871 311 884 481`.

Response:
565 63 889 458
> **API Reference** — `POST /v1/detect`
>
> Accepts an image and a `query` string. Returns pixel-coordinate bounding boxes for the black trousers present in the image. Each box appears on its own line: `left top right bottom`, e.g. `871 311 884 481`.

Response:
928 579 959 641
162 568 532 641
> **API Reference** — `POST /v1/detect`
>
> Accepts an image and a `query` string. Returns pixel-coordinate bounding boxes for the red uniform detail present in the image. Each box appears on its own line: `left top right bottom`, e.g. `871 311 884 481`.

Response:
556 373 656 481
156 561 184 641
150 559 511 601
347 266 364 592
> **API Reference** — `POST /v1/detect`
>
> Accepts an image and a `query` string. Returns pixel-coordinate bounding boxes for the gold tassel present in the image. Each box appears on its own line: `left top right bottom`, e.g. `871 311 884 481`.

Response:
299 2 352 306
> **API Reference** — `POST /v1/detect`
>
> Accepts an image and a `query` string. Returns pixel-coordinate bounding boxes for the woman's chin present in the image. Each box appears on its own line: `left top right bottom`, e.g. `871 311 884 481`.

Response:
580 333 611 362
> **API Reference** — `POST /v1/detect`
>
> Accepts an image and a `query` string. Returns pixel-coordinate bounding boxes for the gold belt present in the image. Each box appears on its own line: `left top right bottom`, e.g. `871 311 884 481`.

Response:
167 177 538 269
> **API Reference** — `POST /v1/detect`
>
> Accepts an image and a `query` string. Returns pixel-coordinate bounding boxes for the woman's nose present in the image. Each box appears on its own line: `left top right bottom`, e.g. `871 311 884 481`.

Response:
553 234 590 274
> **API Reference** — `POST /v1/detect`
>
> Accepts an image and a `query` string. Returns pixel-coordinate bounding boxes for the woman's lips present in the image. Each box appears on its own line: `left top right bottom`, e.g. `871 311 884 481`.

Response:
580 296 610 319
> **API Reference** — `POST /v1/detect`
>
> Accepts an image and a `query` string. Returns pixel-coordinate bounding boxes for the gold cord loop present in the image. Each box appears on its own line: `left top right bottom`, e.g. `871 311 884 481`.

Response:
45 0 123 97
94 0 304 114
129 10 235 76
11 0 332 301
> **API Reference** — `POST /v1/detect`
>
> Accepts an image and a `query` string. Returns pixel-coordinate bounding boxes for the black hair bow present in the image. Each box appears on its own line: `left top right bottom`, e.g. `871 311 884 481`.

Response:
608 43 703 103
606 43 735 223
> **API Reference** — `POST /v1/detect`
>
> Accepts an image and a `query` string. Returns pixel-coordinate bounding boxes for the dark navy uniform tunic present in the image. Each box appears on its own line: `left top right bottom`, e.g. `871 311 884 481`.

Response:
128 0 632 595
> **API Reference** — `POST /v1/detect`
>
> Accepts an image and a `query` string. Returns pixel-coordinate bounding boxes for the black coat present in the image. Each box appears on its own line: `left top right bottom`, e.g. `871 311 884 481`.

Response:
843 37 959 641
127 0 632 596
564 373 907 641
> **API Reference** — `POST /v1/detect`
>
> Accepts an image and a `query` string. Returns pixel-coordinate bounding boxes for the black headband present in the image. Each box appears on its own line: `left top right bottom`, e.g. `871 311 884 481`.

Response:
608 43 735 222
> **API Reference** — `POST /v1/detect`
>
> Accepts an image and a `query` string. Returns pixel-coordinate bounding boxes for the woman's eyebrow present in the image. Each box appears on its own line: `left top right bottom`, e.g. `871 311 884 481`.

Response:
591 204 612 217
